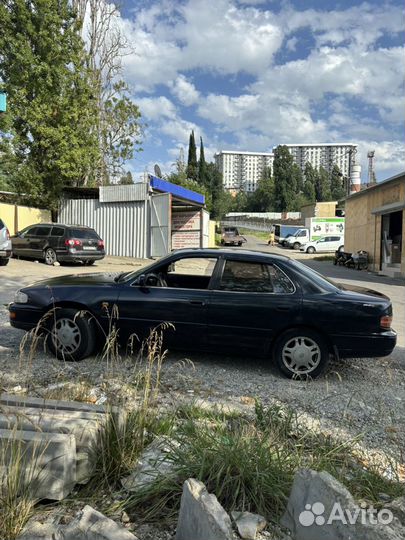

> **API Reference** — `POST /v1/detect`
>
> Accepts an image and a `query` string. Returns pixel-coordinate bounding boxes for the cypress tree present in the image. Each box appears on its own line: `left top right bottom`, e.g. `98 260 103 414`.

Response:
186 130 198 181
198 136 207 186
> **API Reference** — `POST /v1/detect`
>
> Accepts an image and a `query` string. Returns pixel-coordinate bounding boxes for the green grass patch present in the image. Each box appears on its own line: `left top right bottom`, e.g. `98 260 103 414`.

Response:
123 400 404 524
313 254 335 261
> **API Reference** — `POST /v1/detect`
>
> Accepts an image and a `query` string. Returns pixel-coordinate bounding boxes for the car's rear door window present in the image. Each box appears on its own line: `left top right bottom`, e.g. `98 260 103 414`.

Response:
219 260 294 294
51 226 65 237
35 226 51 237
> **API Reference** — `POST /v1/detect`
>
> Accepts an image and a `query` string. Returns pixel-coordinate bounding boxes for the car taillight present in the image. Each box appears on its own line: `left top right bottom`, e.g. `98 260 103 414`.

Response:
98 239 104 249
6 228 10 240
65 238 82 247
380 315 392 329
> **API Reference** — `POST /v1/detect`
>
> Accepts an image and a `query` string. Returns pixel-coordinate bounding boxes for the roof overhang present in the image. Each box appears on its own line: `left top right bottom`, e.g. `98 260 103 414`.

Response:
371 201 405 215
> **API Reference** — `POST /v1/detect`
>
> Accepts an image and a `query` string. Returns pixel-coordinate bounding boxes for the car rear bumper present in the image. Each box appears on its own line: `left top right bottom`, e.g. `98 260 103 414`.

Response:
57 250 105 262
333 330 397 358
0 249 12 258
9 303 45 331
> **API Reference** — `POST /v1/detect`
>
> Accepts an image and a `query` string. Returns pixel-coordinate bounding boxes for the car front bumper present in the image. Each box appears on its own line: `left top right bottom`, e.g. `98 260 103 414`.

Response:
9 303 45 331
333 329 397 359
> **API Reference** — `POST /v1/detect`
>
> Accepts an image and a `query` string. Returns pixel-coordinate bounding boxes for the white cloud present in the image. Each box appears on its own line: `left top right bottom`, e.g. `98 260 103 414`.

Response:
118 0 404 179
169 75 200 106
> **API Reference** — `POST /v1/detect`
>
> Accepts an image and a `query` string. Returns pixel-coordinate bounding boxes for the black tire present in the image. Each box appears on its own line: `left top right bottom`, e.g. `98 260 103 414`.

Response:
338 245 344 252
44 247 57 266
306 246 315 254
46 308 96 361
293 242 300 250
0 258 9 266
238 242 242 246
86 260 96 266
273 328 330 379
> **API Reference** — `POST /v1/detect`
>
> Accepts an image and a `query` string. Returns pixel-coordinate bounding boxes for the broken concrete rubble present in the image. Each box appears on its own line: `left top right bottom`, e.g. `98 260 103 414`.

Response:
231 511 267 540
16 505 138 540
121 436 179 492
0 393 126 500
281 468 404 540
175 478 233 540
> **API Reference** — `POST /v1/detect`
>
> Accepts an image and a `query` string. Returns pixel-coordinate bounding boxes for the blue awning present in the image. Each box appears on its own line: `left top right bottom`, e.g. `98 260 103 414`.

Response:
149 175 205 206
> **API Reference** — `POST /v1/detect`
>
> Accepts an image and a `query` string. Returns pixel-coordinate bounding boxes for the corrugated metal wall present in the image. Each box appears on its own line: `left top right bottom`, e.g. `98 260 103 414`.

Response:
59 198 148 259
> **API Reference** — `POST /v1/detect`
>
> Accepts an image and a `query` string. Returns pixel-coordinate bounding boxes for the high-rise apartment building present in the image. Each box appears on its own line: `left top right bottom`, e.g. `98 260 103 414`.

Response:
214 150 274 193
274 143 357 178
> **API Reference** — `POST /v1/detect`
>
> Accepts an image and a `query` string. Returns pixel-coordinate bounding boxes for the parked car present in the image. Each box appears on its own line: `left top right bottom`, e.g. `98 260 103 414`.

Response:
9 248 396 379
300 235 344 254
274 224 302 246
221 226 247 246
0 219 12 266
11 223 105 265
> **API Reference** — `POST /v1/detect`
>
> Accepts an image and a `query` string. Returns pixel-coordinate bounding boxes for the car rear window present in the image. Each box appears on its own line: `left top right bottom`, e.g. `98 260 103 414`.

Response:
69 228 99 239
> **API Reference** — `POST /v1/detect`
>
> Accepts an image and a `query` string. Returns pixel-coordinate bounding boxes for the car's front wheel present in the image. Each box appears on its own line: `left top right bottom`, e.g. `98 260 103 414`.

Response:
293 242 301 250
0 258 9 266
274 328 329 379
46 308 96 361
306 246 315 254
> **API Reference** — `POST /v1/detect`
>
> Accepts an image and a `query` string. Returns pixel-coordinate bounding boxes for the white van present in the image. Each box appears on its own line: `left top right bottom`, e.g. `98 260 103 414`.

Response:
300 235 344 254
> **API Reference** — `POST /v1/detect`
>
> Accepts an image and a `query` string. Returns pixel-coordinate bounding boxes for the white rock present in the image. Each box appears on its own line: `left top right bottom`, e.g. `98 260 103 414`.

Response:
175 479 233 540
231 511 267 540
63 505 138 540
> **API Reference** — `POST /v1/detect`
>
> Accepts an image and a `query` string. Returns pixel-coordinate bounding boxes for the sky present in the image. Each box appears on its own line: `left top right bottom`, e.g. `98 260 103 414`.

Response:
114 0 405 184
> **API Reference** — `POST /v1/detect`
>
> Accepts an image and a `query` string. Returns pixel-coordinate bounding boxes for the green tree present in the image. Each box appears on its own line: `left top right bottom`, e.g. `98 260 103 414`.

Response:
303 162 317 202
330 164 345 200
198 136 208 186
247 166 274 211
272 145 298 211
0 0 100 210
316 166 332 201
186 130 198 181
118 171 133 185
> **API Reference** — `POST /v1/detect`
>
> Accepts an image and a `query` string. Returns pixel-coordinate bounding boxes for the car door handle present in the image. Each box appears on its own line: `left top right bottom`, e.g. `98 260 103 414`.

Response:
189 300 206 306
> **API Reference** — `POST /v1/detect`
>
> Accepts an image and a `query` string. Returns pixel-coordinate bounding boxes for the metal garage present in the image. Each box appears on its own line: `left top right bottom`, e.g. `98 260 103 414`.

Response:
58 176 209 259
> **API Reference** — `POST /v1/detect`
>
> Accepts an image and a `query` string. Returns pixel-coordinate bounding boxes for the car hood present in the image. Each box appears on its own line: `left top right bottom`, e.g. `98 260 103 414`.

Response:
26 272 119 289
337 283 390 303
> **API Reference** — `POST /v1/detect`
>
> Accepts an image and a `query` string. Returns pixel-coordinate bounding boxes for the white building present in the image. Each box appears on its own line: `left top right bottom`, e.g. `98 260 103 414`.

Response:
274 143 357 178
214 150 274 193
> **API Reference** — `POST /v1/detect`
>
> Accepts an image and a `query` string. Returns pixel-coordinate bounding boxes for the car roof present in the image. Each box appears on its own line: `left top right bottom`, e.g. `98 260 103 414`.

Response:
170 247 291 262
24 224 93 229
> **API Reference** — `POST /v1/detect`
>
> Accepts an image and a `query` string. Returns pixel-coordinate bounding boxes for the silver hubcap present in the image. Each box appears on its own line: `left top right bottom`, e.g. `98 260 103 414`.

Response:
282 336 321 375
45 249 56 264
52 318 81 354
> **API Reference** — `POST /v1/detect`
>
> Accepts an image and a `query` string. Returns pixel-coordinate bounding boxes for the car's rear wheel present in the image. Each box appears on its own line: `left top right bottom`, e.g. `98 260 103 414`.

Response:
46 308 96 361
306 246 315 254
86 260 96 266
274 328 329 379
0 258 9 266
44 248 57 266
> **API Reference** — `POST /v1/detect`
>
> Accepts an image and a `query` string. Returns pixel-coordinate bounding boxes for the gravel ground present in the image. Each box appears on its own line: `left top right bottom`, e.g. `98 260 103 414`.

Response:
1 242 404 472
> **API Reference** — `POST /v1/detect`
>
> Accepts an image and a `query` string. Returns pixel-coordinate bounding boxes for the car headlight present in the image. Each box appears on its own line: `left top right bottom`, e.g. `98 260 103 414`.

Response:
14 290 28 304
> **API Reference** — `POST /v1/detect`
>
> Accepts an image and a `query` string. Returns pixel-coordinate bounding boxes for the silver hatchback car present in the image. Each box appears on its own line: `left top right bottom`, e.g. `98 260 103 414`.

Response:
0 219 12 266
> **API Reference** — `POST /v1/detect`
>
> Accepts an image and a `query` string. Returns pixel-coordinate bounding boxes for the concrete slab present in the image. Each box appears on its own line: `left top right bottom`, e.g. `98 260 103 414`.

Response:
0 429 76 500
0 393 126 431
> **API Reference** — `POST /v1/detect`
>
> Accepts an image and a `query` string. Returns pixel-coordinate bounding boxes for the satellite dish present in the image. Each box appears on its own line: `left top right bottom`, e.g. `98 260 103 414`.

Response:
154 164 162 178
